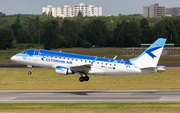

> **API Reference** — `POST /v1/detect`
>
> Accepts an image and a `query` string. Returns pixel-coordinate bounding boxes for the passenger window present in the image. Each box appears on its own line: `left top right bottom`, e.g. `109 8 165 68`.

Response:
47 55 49 57
110 64 112 66
63 57 65 59
76 59 78 61
68 58 69 60
81 60 83 62
51 56 53 58
59 57 61 59
101 63 103 65
85 60 87 62
106 63 108 65
114 64 116 66
43 55 44 57
97 62 99 64
89 61 91 63
55 56 57 58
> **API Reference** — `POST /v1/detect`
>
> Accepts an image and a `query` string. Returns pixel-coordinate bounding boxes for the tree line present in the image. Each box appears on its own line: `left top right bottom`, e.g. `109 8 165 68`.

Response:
0 12 180 50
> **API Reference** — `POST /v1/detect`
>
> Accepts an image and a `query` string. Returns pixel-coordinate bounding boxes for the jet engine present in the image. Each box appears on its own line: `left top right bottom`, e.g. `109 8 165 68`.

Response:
55 66 73 75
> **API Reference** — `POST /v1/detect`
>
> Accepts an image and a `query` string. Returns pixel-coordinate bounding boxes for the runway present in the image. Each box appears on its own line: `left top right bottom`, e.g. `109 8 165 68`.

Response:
0 90 180 103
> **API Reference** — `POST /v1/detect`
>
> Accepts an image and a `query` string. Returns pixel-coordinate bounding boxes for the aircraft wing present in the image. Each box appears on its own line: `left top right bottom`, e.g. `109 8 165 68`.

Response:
70 57 97 73
70 64 92 73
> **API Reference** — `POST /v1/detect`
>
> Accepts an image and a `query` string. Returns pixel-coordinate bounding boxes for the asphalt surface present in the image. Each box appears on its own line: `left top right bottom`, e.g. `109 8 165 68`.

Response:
0 90 180 103
0 64 180 68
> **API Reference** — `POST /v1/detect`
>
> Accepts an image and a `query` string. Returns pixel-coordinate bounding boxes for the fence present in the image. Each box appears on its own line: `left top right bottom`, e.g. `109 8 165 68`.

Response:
123 47 180 56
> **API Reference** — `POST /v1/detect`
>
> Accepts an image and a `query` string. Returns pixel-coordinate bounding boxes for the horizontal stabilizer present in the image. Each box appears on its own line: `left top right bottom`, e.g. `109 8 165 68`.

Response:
140 66 165 72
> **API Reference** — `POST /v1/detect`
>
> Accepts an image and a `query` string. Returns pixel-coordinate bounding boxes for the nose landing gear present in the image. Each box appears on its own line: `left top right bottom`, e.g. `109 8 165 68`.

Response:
28 71 32 75
27 65 32 75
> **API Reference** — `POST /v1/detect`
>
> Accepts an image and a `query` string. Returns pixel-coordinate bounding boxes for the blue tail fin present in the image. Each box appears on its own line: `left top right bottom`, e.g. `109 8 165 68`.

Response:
129 38 166 68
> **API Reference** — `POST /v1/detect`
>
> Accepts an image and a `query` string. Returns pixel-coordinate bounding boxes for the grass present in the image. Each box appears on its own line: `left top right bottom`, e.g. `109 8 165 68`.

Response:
0 103 180 113
0 68 180 90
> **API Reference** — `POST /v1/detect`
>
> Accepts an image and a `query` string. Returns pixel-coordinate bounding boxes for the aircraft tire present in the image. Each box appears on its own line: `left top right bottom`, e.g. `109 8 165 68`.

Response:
84 76 89 81
28 71 32 75
79 77 84 82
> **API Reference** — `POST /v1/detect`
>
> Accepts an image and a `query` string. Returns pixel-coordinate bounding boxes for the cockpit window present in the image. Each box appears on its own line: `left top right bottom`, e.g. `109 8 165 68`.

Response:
21 51 27 54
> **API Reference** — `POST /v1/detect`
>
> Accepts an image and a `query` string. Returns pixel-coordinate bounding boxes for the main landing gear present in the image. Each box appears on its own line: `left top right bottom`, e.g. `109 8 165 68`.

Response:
79 73 89 82
27 65 33 75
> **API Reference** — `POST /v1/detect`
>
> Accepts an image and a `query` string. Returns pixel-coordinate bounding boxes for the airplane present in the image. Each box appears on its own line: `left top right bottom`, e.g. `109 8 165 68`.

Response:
10 38 166 82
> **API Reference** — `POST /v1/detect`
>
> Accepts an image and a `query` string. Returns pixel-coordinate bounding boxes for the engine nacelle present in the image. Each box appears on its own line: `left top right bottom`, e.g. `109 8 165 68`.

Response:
55 66 73 75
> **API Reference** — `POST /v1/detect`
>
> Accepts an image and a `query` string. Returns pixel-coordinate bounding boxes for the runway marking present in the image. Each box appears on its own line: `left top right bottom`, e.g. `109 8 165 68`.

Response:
87 93 133 95
25 93 53 94
8 97 17 100
160 97 180 100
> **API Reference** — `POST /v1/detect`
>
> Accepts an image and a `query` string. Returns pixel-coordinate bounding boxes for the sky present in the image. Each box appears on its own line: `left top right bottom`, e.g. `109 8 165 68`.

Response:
0 0 180 16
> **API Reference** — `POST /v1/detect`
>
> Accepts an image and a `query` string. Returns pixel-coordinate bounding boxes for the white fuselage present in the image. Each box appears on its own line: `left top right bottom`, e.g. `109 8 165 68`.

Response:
11 38 167 79
11 51 146 76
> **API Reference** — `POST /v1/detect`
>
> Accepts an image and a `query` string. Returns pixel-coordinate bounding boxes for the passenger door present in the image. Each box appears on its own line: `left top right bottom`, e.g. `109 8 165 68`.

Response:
34 50 40 61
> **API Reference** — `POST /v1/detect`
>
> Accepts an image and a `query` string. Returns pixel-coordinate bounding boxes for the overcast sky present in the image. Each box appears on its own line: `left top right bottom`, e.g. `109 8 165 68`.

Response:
0 0 180 16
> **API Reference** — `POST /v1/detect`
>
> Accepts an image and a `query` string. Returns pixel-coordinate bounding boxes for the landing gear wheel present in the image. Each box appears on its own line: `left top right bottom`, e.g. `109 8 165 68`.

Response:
84 76 89 81
27 65 33 75
28 71 32 75
79 77 84 82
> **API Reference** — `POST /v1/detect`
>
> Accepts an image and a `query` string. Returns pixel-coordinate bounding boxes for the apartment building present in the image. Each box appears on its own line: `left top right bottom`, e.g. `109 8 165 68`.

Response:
166 7 180 16
42 3 102 18
143 3 165 17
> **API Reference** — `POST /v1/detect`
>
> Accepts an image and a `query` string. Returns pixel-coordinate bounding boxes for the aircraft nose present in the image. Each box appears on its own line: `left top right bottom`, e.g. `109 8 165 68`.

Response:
10 56 16 61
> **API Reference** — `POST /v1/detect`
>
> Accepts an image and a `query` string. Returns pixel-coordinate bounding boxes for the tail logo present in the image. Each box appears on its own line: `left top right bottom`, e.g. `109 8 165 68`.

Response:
145 47 162 58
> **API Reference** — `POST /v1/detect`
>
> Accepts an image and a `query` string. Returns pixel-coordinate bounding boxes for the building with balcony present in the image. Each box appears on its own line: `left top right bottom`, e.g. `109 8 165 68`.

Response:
42 3 102 18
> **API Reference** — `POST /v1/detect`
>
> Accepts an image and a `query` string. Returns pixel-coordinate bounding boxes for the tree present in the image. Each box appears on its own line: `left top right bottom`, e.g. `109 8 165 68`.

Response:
113 21 139 47
140 18 149 29
42 19 61 50
77 11 83 17
84 19 108 47
11 14 22 38
113 21 125 47
48 11 53 17
60 19 78 47
15 14 21 24
36 16 40 44
139 18 152 43
152 21 167 43
0 27 14 50
16 29 31 43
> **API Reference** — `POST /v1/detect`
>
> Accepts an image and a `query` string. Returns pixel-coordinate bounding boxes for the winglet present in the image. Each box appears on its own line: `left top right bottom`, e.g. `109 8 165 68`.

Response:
91 57 97 64
113 55 117 59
